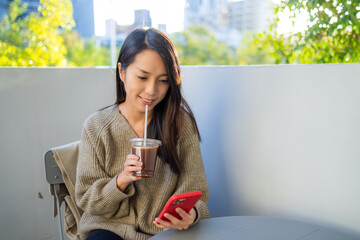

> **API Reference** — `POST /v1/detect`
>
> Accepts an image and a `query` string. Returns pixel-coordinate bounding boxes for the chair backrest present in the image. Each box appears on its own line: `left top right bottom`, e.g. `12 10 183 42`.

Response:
44 141 82 240
45 150 64 185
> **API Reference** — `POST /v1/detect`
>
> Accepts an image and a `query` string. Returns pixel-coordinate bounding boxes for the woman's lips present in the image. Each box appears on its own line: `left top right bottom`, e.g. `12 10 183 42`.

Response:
139 96 154 105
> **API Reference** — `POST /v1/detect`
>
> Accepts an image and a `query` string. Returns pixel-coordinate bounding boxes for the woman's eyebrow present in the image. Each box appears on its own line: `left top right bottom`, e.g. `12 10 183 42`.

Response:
136 67 150 74
136 67 168 77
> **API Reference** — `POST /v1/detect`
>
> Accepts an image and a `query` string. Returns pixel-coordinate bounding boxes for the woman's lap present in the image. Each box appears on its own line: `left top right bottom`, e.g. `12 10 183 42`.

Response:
86 229 124 240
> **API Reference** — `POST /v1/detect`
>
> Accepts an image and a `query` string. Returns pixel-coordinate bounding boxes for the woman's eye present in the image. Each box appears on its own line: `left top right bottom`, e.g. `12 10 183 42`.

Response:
137 76 147 80
160 79 169 83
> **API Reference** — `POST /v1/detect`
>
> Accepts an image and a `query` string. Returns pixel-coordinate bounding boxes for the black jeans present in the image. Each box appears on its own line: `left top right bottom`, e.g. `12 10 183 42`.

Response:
86 229 124 240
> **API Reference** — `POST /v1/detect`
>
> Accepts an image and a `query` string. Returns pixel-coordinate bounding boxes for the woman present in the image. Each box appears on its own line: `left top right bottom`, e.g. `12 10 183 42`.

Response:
75 28 209 240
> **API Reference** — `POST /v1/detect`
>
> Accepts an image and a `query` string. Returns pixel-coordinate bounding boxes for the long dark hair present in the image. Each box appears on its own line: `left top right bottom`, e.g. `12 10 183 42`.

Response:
115 28 200 174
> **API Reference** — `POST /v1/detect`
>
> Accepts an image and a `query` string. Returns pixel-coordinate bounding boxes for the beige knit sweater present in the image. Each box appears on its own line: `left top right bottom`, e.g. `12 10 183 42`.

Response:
75 105 210 240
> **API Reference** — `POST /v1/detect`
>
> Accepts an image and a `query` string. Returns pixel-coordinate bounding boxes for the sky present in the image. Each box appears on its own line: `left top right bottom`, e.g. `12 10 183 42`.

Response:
274 0 308 34
93 0 186 36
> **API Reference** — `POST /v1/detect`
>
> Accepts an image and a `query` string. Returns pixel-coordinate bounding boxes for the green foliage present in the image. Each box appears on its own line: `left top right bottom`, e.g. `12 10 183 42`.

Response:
62 30 110 66
0 0 110 67
171 26 237 65
0 0 75 66
236 32 275 65
173 0 360 65
269 0 360 63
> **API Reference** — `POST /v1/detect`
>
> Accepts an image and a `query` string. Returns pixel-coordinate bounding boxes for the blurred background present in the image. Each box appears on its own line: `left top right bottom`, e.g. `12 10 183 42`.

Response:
1 0 359 67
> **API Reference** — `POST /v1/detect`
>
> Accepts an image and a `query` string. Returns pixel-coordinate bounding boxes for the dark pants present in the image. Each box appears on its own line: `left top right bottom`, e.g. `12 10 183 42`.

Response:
86 229 124 240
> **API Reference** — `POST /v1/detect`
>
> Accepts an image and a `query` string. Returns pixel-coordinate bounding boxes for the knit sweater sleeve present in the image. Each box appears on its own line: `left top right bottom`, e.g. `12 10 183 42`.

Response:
75 116 135 219
174 112 210 224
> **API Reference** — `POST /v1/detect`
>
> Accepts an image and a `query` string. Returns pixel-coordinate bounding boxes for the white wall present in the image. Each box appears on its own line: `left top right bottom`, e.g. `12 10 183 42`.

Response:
181 64 360 238
0 68 116 240
0 65 359 239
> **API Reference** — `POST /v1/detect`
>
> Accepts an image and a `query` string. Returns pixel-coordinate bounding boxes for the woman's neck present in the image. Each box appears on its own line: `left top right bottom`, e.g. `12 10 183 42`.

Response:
118 103 153 137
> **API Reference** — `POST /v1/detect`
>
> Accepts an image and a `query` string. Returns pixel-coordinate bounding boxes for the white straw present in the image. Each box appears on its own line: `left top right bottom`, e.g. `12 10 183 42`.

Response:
144 105 148 146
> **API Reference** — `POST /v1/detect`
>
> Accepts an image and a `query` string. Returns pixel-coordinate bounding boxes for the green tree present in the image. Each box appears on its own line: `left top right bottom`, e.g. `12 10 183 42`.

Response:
271 0 360 63
236 32 275 65
62 30 111 66
0 0 75 66
171 26 237 65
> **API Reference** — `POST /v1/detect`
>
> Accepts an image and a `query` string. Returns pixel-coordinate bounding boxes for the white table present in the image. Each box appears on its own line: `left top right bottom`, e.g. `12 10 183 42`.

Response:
150 216 359 240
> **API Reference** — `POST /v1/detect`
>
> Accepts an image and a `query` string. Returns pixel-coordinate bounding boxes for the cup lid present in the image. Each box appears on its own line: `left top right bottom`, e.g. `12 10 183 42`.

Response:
129 138 162 146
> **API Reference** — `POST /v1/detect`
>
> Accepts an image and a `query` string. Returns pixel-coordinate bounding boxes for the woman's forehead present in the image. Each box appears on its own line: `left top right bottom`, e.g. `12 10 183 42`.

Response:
130 49 167 74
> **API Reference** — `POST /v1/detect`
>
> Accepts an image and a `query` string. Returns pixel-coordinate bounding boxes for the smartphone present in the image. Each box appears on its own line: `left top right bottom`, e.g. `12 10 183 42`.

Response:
157 191 202 222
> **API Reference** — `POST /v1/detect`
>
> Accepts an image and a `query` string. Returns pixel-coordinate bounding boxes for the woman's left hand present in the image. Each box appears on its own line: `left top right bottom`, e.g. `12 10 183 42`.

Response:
153 208 197 230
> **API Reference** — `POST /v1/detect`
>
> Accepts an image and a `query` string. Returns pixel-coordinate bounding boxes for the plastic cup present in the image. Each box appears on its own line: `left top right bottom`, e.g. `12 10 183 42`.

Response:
129 138 161 178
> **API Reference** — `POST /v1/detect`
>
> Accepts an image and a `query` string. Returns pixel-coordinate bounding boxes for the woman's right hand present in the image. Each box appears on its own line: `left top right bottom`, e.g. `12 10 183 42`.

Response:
116 154 142 191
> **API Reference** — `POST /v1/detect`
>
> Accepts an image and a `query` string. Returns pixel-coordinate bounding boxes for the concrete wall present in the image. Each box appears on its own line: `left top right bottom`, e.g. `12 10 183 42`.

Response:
0 65 359 239
0 68 116 240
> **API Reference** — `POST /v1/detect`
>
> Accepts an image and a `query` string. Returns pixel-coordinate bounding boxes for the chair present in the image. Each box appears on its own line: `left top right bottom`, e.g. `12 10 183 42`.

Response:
44 141 82 240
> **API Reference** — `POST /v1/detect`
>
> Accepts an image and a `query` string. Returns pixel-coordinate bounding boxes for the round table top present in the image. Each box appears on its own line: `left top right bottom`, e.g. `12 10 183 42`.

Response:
149 216 359 240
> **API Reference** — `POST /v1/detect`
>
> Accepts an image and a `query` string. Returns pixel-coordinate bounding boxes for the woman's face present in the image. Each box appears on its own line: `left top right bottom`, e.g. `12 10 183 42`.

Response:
118 49 170 116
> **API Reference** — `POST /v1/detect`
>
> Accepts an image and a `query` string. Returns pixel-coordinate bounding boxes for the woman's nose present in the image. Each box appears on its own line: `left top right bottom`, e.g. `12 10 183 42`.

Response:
145 80 157 95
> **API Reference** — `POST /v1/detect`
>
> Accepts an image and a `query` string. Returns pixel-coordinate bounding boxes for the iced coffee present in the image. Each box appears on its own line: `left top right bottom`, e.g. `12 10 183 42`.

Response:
130 138 161 178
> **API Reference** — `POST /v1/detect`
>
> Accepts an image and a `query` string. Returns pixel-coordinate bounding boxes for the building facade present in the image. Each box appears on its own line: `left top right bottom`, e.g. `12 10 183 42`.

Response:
72 0 95 38
185 0 273 33
184 0 274 46
102 9 171 49
184 0 228 31
134 9 152 28
227 0 274 33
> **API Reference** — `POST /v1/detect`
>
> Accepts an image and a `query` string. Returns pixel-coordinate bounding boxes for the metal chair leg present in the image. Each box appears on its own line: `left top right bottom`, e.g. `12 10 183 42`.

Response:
54 184 65 240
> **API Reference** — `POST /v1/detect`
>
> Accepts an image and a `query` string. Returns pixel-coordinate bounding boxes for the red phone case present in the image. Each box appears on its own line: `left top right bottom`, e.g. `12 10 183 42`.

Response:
157 191 202 221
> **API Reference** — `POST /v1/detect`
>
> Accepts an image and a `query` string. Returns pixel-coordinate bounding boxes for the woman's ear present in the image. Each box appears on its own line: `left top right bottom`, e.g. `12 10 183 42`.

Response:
118 62 125 81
